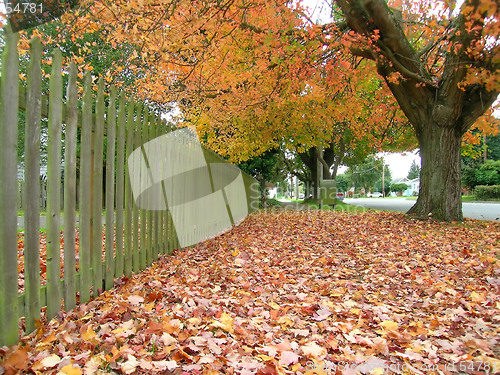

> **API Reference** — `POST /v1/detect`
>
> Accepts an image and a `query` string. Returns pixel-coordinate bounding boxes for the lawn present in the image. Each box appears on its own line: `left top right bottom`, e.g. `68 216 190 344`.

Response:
1 210 499 374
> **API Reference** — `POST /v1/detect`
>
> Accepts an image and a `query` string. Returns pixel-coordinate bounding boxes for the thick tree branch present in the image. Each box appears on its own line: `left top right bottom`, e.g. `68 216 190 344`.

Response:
315 148 331 172
335 0 434 86
376 43 437 87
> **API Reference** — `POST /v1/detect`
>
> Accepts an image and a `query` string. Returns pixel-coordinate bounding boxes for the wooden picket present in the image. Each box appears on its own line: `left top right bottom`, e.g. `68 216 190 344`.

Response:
92 79 105 297
0 33 260 347
0 28 20 346
132 103 141 274
23 37 42 333
46 49 63 320
114 93 126 278
63 62 78 312
104 86 117 290
79 72 93 303
140 107 148 270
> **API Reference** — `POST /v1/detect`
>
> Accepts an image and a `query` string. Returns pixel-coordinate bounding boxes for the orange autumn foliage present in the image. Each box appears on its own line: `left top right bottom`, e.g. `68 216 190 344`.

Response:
10 0 497 161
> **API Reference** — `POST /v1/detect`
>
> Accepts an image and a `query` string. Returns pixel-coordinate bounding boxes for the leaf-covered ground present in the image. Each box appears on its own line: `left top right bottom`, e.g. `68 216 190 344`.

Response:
2 210 500 375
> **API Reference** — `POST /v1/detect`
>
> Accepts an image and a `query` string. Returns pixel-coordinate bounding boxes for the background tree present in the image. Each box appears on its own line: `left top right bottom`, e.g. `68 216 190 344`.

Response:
281 149 314 197
463 160 500 189
391 182 409 195
486 134 500 161
407 159 421 180
348 156 384 193
462 122 499 189
335 173 350 193
238 149 284 203
333 0 500 221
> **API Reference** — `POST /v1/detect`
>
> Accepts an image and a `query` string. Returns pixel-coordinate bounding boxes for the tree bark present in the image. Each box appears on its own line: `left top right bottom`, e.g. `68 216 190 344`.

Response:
298 147 319 199
333 0 499 221
407 124 463 221
256 174 267 204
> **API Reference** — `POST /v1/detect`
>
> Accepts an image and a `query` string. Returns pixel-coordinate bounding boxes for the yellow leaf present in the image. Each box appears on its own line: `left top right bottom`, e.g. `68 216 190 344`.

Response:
41 354 62 368
379 320 398 331
211 312 234 333
58 364 83 375
269 301 280 310
232 249 240 256
470 291 486 302
256 354 274 361
81 325 96 341
291 363 301 372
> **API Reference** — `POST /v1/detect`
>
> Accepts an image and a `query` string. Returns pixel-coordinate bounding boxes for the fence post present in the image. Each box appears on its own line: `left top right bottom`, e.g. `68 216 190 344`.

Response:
114 93 126 278
92 78 105 296
132 103 142 274
79 72 93 303
140 107 147 270
23 37 42 333
0 27 20 346
152 117 159 259
104 86 117 290
45 48 63 320
140 107 149 268
63 62 78 311
124 98 135 277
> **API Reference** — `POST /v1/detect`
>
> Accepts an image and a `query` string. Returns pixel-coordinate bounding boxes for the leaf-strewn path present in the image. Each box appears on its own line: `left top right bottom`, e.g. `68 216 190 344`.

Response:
2 210 499 374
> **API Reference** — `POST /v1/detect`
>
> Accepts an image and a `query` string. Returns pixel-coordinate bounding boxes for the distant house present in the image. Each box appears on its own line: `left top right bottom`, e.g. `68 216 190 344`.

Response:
391 177 420 196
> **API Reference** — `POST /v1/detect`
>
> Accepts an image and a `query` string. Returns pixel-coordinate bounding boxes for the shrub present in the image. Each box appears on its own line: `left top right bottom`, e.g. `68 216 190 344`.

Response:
475 185 500 200
391 183 408 193
463 160 500 189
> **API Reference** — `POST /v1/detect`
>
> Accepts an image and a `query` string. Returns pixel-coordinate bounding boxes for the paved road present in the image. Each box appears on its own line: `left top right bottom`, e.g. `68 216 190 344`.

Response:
344 198 500 221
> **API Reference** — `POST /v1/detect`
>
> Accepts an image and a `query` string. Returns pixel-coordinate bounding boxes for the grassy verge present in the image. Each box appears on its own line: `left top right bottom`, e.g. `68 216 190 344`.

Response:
405 195 499 202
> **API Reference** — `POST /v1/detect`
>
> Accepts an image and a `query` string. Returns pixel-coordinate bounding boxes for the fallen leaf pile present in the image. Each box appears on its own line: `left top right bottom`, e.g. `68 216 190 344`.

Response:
16 228 110 294
2 210 499 374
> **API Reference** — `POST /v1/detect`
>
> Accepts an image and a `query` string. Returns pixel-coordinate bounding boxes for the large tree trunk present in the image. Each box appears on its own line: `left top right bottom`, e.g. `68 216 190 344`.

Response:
334 0 499 221
408 124 463 221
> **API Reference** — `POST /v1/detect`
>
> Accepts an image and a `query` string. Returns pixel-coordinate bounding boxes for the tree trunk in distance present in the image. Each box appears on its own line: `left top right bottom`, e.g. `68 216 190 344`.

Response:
408 123 463 221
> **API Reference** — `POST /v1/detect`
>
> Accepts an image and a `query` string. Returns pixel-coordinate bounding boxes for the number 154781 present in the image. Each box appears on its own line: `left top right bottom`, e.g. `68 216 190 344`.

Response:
4 2 43 14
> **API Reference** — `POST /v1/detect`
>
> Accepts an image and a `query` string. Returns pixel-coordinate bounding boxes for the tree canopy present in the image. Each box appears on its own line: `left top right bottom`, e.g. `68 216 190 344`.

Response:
6 0 499 221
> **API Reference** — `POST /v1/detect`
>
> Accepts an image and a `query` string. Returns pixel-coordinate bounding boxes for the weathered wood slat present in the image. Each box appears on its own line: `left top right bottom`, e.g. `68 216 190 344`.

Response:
114 93 126 278
160 120 172 255
140 107 148 269
23 37 42 333
18 84 49 119
79 72 93 303
124 99 135 277
92 78 105 297
150 116 158 260
63 62 78 311
105 86 117 290
132 103 142 274
46 49 63 320
0 28 20 346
